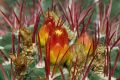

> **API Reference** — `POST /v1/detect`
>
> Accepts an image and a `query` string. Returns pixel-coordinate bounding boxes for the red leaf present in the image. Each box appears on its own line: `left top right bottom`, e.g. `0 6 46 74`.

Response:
32 13 40 43
111 37 120 50
59 67 65 80
106 0 112 17
78 6 93 25
111 50 120 76
12 10 20 24
0 10 13 28
0 50 8 61
0 64 8 80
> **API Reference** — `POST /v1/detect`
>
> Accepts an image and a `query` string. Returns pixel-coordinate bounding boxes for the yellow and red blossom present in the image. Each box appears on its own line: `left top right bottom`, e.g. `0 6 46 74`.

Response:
50 44 70 64
49 26 71 65
38 17 55 46
50 27 69 47
38 11 72 66
38 11 65 46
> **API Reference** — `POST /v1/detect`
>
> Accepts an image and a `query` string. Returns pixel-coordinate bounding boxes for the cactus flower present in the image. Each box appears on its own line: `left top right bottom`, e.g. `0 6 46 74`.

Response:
49 26 71 65
38 16 55 46
77 32 93 55
38 11 72 66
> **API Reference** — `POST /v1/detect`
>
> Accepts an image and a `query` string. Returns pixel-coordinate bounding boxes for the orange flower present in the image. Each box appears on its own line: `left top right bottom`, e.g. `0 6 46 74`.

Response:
77 32 93 55
50 44 70 65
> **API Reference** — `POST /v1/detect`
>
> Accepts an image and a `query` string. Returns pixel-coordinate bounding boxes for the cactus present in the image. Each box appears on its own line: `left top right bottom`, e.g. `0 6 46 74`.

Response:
0 0 120 80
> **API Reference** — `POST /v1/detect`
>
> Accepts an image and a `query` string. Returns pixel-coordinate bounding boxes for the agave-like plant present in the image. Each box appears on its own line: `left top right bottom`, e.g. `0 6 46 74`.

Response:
0 0 120 80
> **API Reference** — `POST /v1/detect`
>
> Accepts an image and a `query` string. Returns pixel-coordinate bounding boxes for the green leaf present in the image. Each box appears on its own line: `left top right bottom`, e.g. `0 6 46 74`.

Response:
0 32 12 47
24 67 45 80
55 73 69 80
42 0 52 12
0 64 12 80
0 57 4 64
0 32 17 47
0 71 4 80
110 49 120 62
110 48 120 78
3 45 12 57
88 71 103 80
111 62 120 78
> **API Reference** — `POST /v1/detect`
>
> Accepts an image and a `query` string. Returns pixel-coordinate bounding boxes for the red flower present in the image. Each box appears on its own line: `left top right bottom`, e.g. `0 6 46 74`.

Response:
38 16 55 46
49 26 70 65
50 27 69 47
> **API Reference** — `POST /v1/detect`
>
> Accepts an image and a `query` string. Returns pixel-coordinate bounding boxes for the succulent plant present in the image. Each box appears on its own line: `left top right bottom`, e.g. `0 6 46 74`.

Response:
0 0 120 80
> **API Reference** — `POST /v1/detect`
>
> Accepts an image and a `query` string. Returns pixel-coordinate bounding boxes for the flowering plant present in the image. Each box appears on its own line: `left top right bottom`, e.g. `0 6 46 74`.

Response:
0 0 120 80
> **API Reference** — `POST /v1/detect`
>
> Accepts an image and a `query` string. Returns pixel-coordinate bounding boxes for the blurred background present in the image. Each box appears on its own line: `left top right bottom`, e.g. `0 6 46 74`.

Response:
0 0 120 35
